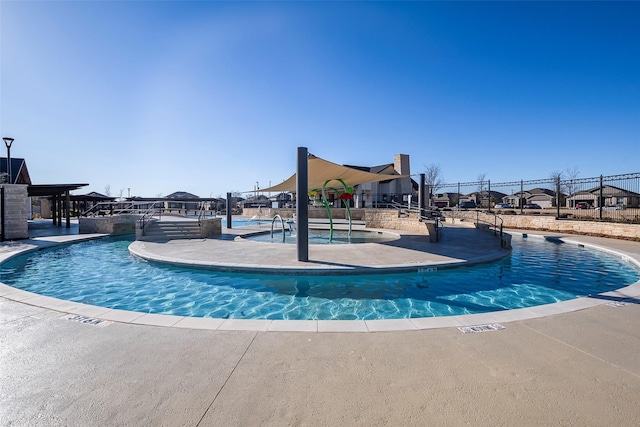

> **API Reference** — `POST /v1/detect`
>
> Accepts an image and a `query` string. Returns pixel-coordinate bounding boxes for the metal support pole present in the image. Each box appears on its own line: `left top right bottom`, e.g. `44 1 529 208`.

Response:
599 175 604 221
1 187 5 241
418 173 426 216
488 180 491 212
7 145 11 184
556 176 561 219
57 194 62 226
65 190 71 228
226 192 232 229
52 195 57 225
296 147 309 262
520 180 524 214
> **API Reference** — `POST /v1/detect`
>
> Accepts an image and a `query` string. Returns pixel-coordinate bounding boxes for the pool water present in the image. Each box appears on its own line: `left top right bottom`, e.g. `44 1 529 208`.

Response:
1 236 638 320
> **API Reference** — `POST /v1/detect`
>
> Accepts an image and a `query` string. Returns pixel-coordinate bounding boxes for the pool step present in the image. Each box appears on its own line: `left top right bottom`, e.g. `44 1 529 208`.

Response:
139 220 203 241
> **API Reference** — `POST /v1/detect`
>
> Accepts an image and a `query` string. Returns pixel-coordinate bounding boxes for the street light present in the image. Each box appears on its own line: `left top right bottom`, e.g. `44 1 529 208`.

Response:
2 137 14 184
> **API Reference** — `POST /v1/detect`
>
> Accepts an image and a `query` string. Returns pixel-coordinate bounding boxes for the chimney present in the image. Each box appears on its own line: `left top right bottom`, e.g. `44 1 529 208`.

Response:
394 154 410 176
393 154 412 196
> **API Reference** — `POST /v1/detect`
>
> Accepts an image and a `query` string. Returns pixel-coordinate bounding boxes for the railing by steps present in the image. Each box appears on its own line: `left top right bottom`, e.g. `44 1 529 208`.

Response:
476 210 505 248
390 201 443 242
139 201 164 236
197 201 209 236
81 200 168 217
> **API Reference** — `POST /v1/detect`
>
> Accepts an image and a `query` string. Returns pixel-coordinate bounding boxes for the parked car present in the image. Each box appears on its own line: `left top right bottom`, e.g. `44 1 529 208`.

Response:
523 203 542 209
596 205 625 211
494 203 512 209
457 201 477 210
575 202 591 209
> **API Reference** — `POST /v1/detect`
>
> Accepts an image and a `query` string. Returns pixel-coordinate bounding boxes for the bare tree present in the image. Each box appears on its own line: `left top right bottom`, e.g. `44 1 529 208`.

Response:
564 167 580 197
550 170 564 181
476 173 487 192
104 185 111 196
118 188 125 200
476 173 488 207
423 163 445 202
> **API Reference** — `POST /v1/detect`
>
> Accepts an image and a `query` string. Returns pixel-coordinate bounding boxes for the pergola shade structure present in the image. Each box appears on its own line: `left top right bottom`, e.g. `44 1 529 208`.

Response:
259 154 408 194
259 154 408 242
28 184 89 228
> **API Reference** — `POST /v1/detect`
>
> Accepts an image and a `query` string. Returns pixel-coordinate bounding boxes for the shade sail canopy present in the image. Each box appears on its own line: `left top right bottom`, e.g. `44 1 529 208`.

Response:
256 154 407 193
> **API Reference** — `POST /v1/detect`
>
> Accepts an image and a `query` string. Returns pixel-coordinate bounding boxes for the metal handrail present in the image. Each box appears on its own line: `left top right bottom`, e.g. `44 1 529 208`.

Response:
271 214 287 243
390 200 444 242
475 210 505 247
81 201 115 217
139 201 163 232
81 201 158 217
197 201 209 225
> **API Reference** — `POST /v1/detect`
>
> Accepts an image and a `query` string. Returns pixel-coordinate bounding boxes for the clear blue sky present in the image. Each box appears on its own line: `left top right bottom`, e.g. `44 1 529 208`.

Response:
1 1 638 198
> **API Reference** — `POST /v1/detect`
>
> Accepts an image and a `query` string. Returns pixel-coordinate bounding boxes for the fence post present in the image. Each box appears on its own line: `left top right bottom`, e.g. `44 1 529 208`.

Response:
226 192 232 229
599 175 604 221
0 186 4 241
556 176 561 219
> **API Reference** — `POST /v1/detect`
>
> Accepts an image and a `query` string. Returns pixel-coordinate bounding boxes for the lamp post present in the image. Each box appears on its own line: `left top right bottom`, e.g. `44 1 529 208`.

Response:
2 137 14 184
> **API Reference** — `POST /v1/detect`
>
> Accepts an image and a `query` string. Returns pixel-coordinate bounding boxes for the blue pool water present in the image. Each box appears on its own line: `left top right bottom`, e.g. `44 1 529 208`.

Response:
1 236 638 320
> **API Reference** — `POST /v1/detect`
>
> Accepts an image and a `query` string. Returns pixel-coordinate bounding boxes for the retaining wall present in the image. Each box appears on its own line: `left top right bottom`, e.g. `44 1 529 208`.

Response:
447 211 640 241
79 215 139 236
201 218 222 237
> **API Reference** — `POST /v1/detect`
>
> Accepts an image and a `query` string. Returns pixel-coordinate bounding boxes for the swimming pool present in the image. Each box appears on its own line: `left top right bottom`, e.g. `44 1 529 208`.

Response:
1 236 638 320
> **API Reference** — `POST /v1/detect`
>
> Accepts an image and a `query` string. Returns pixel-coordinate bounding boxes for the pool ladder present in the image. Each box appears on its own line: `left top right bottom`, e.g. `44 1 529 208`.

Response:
271 214 294 243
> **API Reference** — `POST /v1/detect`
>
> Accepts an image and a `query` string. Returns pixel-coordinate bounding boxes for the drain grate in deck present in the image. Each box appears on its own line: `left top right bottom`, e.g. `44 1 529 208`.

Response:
458 324 505 334
65 314 112 327
607 301 630 307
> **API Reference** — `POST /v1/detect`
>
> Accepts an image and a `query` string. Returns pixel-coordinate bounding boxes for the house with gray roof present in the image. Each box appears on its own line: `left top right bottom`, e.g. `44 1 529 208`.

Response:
503 188 560 208
566 185 640 208
344 154 417 208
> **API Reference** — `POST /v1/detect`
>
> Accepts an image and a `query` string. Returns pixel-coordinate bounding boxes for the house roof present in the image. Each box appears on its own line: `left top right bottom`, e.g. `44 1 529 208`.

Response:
582 184 640 197
1 157 31 185
529 187 556 196
27 184 89 197
166 191 200 199
470 190 507 199
86 191 111 199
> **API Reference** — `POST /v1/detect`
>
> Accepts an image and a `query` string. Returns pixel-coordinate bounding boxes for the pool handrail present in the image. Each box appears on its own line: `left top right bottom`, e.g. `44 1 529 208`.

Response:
271 214 287 243
475 210 506 248
139 201 164 233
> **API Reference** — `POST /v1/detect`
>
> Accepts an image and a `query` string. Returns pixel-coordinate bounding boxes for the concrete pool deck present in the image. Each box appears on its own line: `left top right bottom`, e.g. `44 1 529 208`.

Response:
2 221 640 425
128 221 513 274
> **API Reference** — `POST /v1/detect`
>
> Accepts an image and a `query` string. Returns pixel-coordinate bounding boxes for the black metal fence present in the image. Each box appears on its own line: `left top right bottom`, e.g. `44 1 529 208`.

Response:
431 171 640 224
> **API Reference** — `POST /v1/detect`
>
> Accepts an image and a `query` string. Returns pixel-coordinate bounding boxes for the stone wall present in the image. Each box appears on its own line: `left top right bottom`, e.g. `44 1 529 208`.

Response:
1 184 29 240
79 215 139 236
363 209 441 242
200 218 222 237
446 211 640 241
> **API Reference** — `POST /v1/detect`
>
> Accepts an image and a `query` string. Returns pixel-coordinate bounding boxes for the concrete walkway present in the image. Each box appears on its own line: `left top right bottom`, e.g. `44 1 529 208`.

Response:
129 221 511 274
1 221 640 425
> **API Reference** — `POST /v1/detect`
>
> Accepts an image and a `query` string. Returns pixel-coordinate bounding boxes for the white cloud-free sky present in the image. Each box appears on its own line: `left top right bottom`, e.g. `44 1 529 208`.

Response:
1 1 638 198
